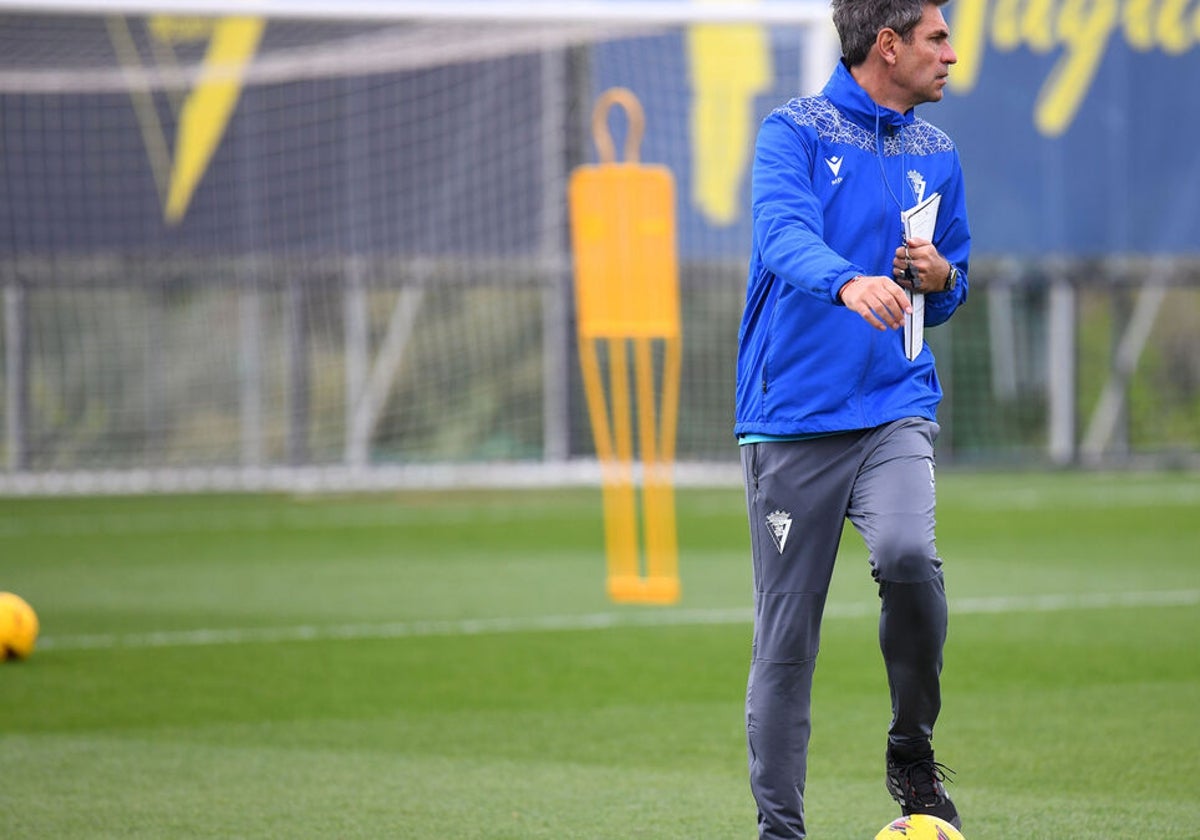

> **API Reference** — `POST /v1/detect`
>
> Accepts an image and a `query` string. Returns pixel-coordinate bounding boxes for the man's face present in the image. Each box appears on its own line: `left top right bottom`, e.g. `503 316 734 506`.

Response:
892 4 957 109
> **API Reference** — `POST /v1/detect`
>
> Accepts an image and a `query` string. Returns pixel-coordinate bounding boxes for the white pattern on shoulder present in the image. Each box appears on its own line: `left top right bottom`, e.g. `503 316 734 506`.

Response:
774 96 955 157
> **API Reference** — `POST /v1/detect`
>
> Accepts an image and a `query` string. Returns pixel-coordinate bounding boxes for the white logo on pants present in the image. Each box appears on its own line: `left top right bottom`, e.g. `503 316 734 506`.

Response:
766 510 793 554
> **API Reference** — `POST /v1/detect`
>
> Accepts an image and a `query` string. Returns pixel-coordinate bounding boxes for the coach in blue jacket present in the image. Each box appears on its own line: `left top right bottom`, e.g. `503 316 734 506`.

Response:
735 0 970 836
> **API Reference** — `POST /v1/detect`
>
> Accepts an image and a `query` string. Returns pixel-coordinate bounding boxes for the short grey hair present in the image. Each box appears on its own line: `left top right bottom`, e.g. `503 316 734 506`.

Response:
831 0 949 66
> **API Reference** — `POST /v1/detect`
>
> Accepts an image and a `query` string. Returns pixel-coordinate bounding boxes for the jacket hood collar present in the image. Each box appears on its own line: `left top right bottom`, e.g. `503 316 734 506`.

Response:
823 60 915 134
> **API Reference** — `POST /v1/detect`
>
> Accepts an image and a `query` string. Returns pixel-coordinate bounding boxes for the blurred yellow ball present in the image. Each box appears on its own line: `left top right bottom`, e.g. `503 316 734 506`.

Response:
0 591 39 660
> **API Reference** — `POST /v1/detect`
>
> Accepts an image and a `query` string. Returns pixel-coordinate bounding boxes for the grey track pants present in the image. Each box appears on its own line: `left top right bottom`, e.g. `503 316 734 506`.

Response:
740 418 948 840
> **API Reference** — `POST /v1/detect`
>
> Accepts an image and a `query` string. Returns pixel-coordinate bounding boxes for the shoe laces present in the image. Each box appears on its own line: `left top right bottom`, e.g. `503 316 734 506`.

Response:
894 758 955 806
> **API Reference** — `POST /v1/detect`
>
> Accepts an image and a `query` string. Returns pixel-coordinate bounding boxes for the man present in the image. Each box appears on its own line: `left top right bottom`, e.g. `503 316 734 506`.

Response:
734 0 970 837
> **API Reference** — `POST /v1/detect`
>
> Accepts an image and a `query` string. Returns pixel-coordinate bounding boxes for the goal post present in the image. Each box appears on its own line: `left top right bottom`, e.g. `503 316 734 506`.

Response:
0 1 838 495
3 1 833 25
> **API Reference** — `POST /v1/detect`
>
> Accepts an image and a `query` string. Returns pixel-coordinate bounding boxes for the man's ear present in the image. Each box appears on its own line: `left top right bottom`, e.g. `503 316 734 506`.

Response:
876 27 901 64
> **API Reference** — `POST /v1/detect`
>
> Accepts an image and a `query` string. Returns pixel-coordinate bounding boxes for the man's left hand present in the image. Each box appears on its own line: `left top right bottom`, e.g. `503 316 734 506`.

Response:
893 238 951 292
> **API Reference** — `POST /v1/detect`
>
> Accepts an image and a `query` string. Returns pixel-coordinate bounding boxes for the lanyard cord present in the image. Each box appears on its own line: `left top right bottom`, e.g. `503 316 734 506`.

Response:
875 106 910 214
875 107 916 278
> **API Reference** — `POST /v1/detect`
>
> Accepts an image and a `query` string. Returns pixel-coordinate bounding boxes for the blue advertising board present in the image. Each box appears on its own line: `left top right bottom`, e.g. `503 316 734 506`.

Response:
0 7 1196 259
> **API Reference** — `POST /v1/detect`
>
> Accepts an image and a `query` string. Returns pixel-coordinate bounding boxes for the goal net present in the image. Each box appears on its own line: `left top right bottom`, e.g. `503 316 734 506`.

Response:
0 1 835 493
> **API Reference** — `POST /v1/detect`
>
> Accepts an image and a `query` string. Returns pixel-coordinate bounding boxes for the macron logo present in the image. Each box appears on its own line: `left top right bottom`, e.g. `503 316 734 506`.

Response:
825 156 844 177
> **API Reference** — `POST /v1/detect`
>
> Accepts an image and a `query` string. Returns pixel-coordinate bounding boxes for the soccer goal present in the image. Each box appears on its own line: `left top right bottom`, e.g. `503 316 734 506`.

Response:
0 1 835 494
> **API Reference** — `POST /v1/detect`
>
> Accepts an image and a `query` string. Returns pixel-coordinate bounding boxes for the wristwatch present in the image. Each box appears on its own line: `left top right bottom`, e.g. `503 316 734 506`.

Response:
944 264 959 292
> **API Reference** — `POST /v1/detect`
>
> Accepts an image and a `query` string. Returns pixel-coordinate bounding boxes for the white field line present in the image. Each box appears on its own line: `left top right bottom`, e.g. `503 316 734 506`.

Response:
37 589 1200 653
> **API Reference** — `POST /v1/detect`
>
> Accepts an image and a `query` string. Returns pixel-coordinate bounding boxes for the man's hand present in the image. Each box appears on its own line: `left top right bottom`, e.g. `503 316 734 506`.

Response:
893 238 951 292
838 275 912 330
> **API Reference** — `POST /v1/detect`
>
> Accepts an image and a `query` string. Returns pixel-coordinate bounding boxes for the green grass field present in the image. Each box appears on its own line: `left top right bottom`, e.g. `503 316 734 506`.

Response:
1 471 1198 839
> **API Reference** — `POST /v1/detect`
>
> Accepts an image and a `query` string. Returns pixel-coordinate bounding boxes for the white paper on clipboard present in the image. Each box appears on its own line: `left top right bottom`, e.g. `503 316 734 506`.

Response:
900 192 941 361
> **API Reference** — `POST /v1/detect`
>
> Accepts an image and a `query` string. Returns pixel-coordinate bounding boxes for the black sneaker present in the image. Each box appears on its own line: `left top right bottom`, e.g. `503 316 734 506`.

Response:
885 750 961 830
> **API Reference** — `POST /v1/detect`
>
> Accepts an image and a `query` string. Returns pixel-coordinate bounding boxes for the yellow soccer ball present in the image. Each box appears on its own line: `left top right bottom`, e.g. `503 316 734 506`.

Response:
876 814 965 840
0 591 39 661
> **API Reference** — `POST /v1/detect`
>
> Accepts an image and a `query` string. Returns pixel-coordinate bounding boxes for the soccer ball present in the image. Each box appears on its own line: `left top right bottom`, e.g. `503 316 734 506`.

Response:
0 591 39 661
876 814 965 840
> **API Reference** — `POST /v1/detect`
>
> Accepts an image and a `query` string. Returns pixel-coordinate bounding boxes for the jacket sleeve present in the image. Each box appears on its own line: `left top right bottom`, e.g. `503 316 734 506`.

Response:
751 114 862 303
925 148 971 327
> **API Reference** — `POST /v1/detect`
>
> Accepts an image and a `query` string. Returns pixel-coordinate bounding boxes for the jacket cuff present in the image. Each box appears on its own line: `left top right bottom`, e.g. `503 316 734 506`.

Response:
832 269 864 304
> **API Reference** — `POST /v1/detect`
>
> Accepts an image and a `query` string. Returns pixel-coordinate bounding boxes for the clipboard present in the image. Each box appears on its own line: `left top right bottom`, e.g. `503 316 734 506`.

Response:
900 192 940 361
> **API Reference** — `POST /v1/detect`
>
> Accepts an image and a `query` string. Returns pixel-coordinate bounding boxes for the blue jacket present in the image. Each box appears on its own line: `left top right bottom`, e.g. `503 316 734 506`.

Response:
735 61 970 437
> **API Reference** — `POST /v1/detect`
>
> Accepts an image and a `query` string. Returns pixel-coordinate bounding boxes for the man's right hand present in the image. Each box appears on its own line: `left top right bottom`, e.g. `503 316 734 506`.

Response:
838 275 913 331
